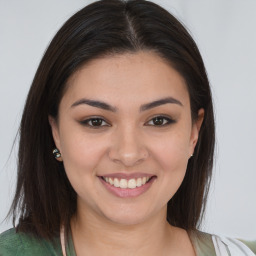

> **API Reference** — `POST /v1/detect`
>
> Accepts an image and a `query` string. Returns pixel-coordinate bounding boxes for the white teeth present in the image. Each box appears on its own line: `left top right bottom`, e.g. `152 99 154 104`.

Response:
119 179 128 189
136 178 142 187
109 177 114 185
128 179 137 189
114 178 120 188
103 176 152 189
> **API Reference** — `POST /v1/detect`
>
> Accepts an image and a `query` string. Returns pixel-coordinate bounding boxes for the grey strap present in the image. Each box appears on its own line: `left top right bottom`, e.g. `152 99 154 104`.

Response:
60 226 67 256
212 235 255 256
212 235 230 256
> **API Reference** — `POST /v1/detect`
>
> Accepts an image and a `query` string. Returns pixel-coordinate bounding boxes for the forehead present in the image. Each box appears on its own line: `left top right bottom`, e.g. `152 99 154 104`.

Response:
62 51 190 109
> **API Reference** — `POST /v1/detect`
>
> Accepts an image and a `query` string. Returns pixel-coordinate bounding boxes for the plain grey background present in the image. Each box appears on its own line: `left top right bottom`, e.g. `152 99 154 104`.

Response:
0 0 256 239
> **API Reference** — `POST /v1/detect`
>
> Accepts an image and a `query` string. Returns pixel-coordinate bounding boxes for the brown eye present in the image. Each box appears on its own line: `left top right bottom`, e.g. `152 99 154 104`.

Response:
146 116 175 126
153 117 165 125
80 118 109 128
90 118 103 126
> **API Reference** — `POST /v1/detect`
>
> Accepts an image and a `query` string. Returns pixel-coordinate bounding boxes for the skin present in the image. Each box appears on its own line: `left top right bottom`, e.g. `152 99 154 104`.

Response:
49 51 204 255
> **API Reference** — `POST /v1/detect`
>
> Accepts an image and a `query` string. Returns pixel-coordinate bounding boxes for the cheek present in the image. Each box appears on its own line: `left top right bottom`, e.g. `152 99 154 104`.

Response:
152 130 191 170
155 140 189 187
59 128 108 179
149 129 191 200
59 132 110 205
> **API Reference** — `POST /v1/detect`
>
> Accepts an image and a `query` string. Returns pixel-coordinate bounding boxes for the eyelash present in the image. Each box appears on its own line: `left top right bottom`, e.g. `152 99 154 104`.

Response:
79 115 175 129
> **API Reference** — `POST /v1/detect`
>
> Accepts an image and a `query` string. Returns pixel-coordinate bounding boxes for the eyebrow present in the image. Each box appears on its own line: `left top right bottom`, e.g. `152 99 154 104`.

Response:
140 97 183 111
70 97 183 112
71 98 117 112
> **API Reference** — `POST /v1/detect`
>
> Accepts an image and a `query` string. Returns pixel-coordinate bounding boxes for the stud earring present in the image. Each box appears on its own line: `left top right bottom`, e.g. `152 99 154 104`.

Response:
53 148 61 159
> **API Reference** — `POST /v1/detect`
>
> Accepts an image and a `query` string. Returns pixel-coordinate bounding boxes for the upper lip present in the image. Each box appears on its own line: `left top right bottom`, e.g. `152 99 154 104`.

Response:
98 173 155 179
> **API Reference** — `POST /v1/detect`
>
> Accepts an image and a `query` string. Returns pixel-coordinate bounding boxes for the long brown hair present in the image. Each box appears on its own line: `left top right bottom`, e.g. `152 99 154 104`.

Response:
10 0 215 239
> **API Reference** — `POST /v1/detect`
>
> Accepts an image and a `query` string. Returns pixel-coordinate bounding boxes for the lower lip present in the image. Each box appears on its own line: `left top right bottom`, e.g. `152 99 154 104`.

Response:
99 177 156 198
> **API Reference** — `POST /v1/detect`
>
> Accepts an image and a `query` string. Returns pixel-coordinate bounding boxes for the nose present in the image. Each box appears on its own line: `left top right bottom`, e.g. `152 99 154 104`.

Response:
108 126 149 167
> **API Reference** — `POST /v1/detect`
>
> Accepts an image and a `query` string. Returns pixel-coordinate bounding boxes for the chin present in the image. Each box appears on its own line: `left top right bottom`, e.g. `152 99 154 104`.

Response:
105 213 149 226
99 203 161 226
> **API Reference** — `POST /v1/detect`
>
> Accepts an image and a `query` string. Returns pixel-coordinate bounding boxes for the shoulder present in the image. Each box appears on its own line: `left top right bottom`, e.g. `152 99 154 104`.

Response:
239 239 256 254
189 230 216 255
0 228 62 256
191 230 256 255
0 228 23 255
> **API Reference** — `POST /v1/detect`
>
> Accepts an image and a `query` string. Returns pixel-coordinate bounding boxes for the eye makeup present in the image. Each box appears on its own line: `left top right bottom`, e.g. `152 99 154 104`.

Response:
78 114 176 129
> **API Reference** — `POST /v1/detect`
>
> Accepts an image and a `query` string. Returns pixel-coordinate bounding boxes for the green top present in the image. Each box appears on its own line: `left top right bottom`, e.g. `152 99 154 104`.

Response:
0 228 255 255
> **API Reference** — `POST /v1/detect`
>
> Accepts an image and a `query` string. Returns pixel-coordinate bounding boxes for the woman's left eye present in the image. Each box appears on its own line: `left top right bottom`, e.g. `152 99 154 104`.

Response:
146 116 175 126
80 118 109 128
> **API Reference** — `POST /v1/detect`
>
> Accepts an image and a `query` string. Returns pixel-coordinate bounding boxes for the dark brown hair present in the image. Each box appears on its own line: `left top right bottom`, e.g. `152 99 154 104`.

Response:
10 0 215 239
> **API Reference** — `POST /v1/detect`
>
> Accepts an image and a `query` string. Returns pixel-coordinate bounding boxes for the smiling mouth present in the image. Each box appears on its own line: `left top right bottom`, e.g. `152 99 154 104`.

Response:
100 176 155 189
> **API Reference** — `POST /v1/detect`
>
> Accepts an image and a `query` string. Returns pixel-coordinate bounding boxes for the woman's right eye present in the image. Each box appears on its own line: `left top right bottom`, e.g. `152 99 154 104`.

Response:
80 118 110 128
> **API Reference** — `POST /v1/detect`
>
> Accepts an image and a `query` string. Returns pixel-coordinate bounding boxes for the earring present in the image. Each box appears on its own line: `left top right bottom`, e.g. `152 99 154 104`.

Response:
53 148 61 159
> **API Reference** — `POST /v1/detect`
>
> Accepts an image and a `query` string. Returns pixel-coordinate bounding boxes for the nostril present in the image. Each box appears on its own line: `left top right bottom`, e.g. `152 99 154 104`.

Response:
107 144 149 167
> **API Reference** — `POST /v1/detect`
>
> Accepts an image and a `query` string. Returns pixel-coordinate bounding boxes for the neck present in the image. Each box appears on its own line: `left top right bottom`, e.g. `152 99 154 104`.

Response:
70 206 176 256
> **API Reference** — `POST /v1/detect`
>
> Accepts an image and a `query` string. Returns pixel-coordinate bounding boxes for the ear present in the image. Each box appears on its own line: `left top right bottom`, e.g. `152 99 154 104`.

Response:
189 108 204 157
48 116 63 161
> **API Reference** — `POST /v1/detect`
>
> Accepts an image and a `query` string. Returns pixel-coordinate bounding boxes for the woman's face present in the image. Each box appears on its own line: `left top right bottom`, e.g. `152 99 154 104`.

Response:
50 51 203 225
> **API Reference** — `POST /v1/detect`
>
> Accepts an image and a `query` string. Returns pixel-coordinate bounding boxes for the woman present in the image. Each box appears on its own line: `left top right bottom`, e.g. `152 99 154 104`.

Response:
0 0 255 255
